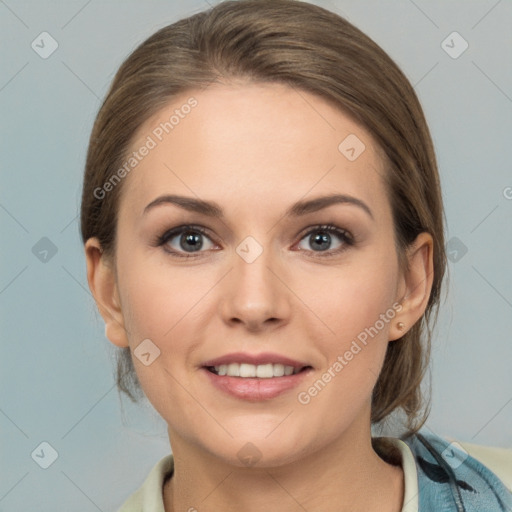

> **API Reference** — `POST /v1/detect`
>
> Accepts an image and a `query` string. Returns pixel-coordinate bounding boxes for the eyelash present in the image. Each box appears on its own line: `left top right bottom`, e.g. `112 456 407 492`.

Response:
155 224 355 259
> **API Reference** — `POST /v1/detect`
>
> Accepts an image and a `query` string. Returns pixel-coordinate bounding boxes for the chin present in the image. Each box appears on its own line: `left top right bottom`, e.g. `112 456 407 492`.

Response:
198 423 315 469
220 440 309 470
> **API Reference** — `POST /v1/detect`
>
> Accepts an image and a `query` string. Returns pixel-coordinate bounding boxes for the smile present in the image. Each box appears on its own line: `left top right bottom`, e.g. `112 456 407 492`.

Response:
207 363 305 378
201 353 313 400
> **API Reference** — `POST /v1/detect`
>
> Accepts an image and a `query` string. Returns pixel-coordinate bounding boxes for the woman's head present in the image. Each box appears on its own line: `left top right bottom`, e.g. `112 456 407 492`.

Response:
81 0 446 454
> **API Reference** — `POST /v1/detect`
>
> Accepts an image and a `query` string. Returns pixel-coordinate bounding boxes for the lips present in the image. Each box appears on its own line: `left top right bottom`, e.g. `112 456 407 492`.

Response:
202 351 310 369
201 352 313 400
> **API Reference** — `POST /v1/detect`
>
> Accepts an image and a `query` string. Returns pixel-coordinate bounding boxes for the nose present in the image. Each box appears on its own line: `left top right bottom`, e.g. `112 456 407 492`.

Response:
218 243 291 332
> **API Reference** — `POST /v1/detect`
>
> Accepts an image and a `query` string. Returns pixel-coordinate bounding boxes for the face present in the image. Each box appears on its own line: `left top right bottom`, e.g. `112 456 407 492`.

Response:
99 82 411 467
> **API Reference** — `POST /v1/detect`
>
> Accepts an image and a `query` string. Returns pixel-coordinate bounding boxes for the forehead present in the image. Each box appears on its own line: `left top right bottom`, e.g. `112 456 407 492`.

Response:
120 82 389 221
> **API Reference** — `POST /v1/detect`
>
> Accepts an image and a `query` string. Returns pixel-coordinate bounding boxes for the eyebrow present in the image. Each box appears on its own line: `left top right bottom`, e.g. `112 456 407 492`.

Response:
143 193 374 220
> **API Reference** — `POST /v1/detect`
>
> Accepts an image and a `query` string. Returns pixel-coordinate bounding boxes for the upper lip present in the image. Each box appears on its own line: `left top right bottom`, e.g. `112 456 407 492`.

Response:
202 352 310 368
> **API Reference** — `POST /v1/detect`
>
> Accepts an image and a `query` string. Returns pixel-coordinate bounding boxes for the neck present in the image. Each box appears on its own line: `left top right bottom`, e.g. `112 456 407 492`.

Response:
163 423 404 512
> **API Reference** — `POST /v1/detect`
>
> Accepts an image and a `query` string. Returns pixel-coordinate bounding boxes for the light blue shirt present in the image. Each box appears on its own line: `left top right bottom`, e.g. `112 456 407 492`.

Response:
403 432 512 511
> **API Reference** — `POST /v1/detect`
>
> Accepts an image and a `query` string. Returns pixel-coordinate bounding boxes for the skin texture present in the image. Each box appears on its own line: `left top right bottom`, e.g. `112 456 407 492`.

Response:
85 81 434 511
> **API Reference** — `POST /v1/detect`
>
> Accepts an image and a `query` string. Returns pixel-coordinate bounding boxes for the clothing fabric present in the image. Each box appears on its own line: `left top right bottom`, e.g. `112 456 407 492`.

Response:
117 431 512 511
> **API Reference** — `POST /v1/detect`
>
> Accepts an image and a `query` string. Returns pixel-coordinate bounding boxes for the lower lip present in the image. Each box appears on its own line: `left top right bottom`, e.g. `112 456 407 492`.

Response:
202 368 312 401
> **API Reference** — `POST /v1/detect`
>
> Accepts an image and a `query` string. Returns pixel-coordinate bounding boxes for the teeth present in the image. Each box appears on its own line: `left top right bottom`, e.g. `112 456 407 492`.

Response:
212 363 301 378
273 364 285 377
256 363 273 378
227 363 239 376
240 363 256 378
284 365 294 376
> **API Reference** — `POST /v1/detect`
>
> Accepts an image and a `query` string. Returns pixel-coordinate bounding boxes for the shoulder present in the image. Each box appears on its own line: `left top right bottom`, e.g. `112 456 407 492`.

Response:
403 431 512 511
456 439 512 492
116 454 174 512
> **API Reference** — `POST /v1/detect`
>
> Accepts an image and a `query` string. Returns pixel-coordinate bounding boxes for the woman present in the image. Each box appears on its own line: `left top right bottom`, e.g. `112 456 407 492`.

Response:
80 1 512 510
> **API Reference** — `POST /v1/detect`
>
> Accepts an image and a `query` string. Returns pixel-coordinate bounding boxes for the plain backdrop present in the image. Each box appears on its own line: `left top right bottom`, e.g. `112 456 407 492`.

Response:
1 0 511 510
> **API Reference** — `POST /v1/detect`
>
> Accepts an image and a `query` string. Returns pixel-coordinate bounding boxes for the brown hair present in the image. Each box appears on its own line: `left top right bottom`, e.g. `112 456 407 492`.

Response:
80 0 447 436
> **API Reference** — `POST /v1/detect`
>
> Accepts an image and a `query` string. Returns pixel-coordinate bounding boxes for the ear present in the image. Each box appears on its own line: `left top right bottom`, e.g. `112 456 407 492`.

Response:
84 237 129 348
389 232 434 341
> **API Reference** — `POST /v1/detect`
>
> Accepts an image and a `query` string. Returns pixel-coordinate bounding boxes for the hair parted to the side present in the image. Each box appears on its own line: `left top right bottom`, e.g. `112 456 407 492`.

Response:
80 0 448 437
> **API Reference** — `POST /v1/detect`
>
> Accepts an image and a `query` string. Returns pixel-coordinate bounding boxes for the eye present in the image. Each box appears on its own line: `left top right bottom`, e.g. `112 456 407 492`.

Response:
156 225 217 258
296 224 354 256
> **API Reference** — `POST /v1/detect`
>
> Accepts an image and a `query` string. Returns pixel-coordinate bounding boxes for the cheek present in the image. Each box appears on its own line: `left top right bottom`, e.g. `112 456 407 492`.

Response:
118 249 203 341
308 250 399 346
295 279 395 430
115 251 215 396
297 250 399 397
119 271 201 421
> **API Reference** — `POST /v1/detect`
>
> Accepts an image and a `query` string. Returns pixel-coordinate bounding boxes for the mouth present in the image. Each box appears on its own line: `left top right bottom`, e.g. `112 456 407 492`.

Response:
201 353 313 401
205 363 310 378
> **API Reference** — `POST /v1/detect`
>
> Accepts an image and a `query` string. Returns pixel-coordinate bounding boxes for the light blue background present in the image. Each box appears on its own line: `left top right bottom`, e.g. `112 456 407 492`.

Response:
1 0 511 510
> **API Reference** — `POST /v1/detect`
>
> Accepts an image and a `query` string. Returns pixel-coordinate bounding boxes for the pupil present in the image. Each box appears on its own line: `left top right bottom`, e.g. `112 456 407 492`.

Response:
181 232 202 252
311 232 330 251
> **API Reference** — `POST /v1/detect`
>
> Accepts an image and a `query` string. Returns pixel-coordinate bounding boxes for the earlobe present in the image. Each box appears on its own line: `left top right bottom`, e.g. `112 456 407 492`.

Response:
84 238 129 348
390 232 434 341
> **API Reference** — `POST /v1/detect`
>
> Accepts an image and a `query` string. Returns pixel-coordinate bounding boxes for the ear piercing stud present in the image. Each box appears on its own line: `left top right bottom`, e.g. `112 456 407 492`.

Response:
397 322 405 331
